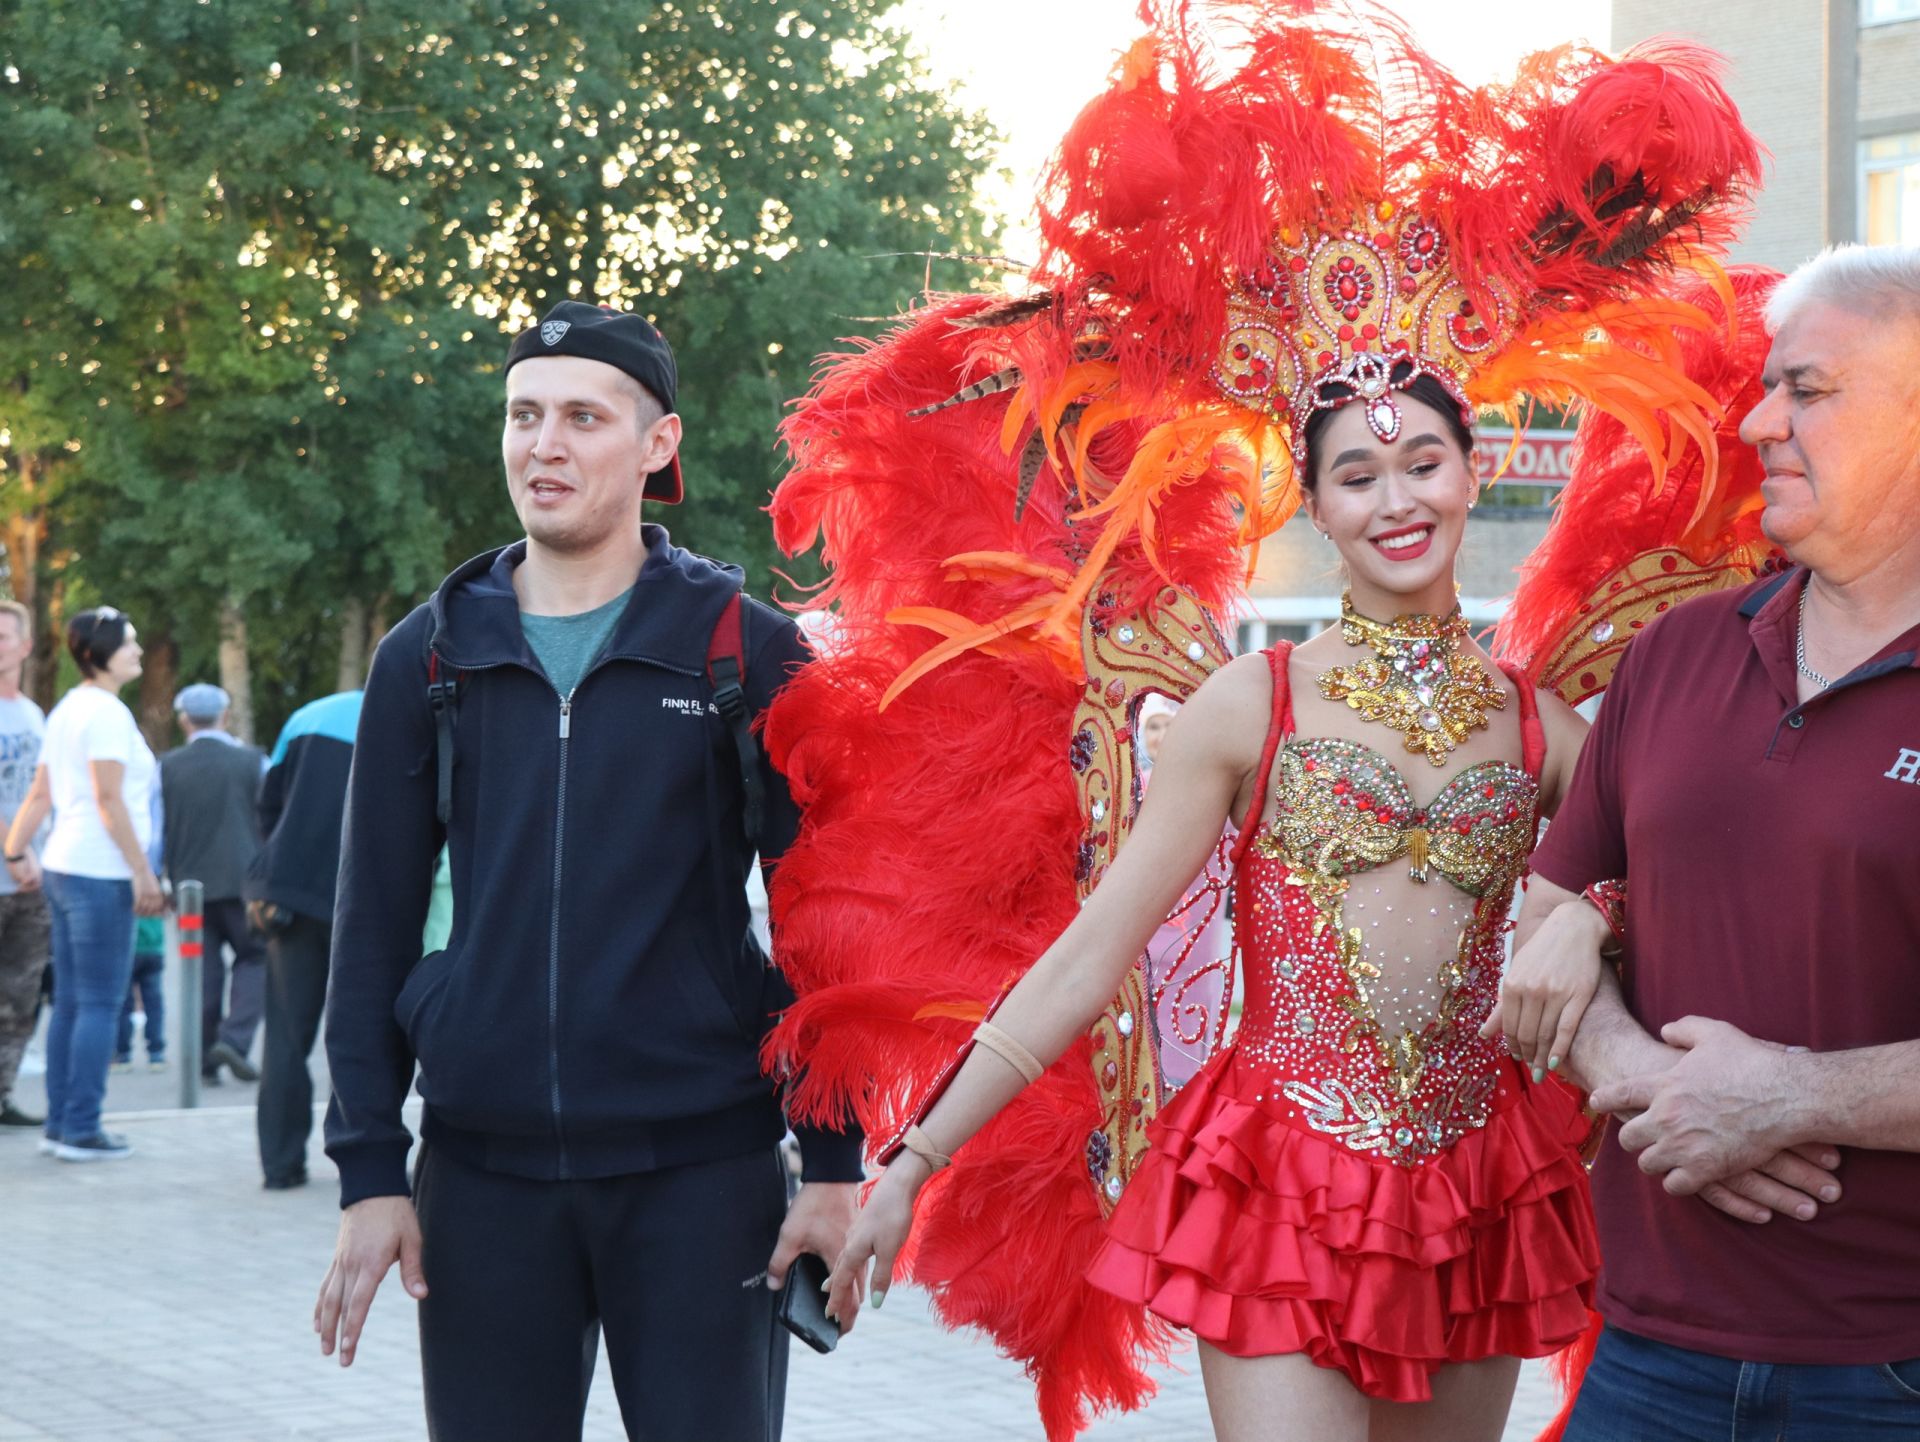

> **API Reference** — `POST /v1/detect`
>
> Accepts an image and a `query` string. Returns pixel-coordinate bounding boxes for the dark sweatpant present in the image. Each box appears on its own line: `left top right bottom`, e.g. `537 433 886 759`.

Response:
256 913 329 1182
200 896 267 1059
413 1142 791 1442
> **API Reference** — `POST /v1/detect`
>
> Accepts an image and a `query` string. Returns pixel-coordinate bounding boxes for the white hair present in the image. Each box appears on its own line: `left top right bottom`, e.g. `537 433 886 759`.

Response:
1138 693 1180 724
1765 243 1920 333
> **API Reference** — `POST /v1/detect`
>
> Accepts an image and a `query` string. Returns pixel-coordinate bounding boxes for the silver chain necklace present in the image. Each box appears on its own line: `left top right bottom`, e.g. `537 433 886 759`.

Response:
1796 585 1831 691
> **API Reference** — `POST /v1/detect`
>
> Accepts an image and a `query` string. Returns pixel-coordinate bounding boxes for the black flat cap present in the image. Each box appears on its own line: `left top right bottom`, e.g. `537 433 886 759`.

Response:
506 300 683 503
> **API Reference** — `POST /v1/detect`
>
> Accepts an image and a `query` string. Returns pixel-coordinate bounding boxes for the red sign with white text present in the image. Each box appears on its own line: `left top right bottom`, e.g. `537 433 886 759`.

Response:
1474 429 1576 486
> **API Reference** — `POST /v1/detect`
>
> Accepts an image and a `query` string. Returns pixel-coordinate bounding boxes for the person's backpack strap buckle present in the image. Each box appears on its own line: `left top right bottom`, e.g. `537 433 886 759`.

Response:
705 592 766 848
426 649 462 827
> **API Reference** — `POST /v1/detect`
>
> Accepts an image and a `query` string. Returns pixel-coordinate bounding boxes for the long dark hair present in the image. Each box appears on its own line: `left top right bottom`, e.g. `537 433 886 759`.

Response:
67 607 130 679
1300 372 1474 489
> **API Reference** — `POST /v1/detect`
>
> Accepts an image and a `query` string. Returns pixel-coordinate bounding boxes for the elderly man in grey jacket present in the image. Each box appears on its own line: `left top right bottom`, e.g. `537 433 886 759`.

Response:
159 683 266 1082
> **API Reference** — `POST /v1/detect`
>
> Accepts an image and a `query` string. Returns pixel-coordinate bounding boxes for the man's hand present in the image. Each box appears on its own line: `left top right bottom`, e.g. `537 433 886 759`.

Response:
767 1180 859 1297
1693 1144 1843 1223
1592 1016 1814 1199
315 1195 427 1366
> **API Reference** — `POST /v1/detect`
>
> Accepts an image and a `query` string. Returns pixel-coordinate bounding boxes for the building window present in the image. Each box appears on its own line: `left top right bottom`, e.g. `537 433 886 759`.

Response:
1861 0 1920 23
1862 133 1920 245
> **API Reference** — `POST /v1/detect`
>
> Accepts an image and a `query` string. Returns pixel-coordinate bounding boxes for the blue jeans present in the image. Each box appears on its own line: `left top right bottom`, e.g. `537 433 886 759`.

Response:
43 871 135 1142
1566 1324 1920 1441
116 947 166 1062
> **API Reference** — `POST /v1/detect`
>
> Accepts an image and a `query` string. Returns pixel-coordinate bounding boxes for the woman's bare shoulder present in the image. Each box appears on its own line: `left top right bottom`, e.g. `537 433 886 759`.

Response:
1177 651 1278 763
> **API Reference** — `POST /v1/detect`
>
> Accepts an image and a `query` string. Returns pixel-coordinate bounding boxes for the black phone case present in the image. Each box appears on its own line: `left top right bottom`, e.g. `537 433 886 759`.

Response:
776 1251 841 1355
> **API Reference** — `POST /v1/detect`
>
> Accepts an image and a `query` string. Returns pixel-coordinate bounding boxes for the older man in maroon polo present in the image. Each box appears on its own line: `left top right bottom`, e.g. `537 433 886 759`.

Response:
1508 244 1920 1441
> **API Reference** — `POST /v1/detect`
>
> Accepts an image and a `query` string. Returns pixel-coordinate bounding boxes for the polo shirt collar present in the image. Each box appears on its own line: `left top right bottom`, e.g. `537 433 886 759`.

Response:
1743 566 1920 704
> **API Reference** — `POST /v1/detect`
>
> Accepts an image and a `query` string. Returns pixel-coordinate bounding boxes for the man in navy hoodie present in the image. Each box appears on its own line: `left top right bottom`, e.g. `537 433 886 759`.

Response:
315 301 860 1441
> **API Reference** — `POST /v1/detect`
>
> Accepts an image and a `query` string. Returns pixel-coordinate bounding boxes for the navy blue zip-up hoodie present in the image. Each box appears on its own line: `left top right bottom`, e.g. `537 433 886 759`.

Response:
323 526 861 1206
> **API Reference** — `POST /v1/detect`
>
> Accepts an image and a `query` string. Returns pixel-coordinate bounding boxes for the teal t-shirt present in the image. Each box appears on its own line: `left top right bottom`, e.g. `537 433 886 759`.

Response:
519 588 632 699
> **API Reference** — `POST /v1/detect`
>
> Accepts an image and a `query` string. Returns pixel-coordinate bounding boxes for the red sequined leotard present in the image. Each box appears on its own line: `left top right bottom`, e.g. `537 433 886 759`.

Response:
1087 643 1599 1402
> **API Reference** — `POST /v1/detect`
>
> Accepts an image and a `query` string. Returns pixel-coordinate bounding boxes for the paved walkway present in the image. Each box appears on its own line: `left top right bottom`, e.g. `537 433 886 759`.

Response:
0 1091 1564 1442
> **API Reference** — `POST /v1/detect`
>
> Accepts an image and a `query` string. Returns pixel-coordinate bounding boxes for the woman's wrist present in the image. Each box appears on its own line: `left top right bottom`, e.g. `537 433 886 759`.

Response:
890 1150 936 1193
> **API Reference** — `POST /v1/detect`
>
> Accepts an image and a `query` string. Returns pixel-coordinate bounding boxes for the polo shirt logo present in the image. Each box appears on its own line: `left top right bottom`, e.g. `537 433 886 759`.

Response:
1887 748 1920 785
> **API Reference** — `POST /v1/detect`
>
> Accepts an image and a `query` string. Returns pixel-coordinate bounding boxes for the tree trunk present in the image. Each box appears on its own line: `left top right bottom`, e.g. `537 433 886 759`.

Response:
367 591 392 656
336 595 369 693
135 631 179 755
217 595 254 743
3 450 59 708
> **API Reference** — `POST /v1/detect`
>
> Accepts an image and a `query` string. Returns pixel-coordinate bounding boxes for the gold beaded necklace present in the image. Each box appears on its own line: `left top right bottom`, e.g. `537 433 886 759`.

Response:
1316 592 1506 767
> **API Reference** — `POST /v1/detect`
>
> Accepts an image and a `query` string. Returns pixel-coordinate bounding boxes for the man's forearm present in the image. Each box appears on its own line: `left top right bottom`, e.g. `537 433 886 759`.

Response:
1781 1040 1920 1152
1564 966 1670 1094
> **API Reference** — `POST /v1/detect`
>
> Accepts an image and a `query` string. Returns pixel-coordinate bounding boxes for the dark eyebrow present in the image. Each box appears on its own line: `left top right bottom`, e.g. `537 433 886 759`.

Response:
1328 433 1448 470
504 396 613 413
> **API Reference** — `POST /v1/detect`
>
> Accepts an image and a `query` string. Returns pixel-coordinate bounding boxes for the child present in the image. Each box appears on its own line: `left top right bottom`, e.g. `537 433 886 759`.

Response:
113 915 167 1071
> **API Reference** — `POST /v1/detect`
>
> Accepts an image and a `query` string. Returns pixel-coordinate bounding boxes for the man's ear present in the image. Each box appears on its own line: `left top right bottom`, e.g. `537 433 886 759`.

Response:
642 412 683 480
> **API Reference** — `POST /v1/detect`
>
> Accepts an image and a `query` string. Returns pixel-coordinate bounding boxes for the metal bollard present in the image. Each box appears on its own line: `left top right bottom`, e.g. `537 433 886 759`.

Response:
176 880 204 1109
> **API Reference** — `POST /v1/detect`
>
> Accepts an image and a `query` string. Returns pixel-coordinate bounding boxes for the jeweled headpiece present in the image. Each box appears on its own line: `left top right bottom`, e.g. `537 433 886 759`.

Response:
1214 206 1494 469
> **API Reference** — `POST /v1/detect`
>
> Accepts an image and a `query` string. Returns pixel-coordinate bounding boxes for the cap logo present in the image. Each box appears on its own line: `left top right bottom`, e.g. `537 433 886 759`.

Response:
540 319 571 346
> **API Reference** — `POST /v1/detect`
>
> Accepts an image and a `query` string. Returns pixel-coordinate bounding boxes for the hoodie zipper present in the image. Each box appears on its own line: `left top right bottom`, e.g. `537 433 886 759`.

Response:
549 687 573 1177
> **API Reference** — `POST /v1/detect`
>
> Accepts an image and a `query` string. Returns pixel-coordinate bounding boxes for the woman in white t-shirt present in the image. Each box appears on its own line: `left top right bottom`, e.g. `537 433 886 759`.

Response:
4 607 163 1161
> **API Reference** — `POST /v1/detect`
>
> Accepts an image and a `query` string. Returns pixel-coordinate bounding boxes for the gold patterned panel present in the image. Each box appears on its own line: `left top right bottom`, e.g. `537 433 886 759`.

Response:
1075 586 1234 1215
1536 549 1761 706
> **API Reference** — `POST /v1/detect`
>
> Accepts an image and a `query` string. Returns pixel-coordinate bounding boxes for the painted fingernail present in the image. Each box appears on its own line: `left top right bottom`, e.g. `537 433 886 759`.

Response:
872 1289 886 1309
1548 1055 1560 1072
1531 1066 1545 1084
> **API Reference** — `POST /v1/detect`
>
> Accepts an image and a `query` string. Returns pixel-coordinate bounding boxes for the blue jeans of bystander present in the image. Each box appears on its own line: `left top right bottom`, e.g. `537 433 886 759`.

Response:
43 871 135 1143
1565 1324 1920 1442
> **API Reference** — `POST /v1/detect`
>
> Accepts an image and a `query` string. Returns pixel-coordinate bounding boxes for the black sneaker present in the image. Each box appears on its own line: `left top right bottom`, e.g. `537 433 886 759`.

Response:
263 1169 308 1191
55 1132 132 1162
207 1040 260 1082
0 1099 45 1128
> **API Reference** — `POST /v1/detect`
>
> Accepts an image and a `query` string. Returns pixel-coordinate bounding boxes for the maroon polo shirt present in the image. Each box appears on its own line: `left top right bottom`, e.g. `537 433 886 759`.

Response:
1532 567 1920 1364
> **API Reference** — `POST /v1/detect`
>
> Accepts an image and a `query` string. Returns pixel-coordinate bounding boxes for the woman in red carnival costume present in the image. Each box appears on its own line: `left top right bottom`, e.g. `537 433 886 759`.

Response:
762 4 1778 1438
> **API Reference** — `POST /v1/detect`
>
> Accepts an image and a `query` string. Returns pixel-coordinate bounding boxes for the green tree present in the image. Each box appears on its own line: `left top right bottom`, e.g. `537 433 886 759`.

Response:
1 2 996 744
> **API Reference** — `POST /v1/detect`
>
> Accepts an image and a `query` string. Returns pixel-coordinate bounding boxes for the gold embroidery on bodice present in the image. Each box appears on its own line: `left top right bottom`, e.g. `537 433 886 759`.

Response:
1244 736 1539 1164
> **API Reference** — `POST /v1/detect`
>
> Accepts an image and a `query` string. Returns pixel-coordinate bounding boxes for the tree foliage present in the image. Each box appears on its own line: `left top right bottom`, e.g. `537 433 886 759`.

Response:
0 1 997 742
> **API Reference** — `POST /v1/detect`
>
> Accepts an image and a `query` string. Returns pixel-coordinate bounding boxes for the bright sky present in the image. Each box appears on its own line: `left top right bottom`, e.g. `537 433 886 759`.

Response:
892 0 1614 266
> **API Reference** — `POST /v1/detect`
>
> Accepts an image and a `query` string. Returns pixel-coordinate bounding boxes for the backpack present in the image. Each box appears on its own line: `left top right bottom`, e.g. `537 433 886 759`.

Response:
423 590 766 848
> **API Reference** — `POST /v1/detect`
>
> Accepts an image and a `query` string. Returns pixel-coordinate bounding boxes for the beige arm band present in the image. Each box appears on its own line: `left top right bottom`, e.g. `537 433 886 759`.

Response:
972 1020 1045 1086
901 1124 952 1171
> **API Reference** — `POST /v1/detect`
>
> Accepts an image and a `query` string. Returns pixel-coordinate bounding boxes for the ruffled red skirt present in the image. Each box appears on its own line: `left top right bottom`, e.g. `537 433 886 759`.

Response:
1085 1048 1600 1403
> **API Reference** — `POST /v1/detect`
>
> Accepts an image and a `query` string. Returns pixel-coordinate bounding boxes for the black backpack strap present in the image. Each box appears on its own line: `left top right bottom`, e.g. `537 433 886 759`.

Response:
705 591 765 851
425 642 462 827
